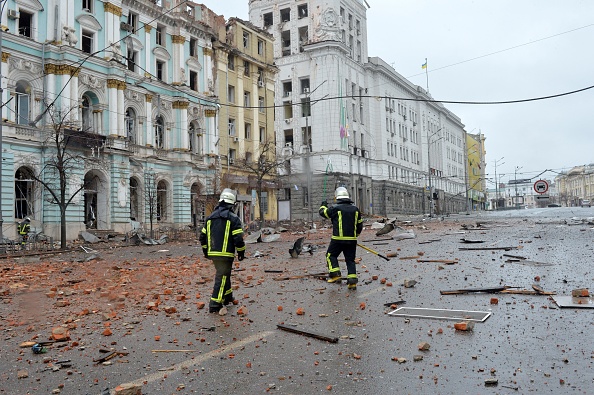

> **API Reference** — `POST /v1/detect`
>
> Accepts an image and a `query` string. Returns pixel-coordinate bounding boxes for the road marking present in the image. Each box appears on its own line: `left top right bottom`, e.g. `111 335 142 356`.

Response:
115 331 274 391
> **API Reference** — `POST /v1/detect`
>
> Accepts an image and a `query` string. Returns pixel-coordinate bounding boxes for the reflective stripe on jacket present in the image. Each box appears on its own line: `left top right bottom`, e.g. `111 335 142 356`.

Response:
319 199 363 241
18 222 30 235
199 204 245 258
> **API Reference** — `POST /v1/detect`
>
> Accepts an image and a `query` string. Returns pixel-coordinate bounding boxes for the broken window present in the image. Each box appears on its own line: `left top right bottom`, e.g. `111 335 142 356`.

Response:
300 78 310 94
263 12 273 27
281 30 291 56
129 177 139 221
301 98 311 117
244 91 250 107
228 85 235 103
156 60 165 81
81 29 94 54
257 39 264 55
259 126 265 142
243 60 250 76
282 81 292 97
125 108 136 144
228 148 236 165
280 8 290 22
284 130 294 147
156 180 168 221
15 80 30 125
258 96 265 113
228 54 235 70
189 37 197 57
154 116 164 148
298 4 308 18
82 0 93 12
245 123 251 140
298 26 308 52
18 10 33 37
156 25 164 45
242 30 250 48
189 70 198 91
228 118 236 136
15 167 35 220
283 103 293 119
81 95 93 132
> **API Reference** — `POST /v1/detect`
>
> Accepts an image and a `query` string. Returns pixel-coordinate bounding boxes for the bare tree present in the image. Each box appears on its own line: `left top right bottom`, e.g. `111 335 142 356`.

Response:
30 105 104 249
234 141 287 230
143 171 158 239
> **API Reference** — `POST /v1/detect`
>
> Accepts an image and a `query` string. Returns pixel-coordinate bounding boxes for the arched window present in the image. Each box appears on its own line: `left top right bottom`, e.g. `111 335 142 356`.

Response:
154 116 164 148
15 167 35 219
15 81 30 125
156 180 167 221
125 108 136 144
81 96 93 131
130 177 139 220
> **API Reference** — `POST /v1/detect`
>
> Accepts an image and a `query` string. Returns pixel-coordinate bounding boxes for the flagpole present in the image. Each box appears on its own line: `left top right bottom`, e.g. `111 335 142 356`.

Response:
425 58 429 93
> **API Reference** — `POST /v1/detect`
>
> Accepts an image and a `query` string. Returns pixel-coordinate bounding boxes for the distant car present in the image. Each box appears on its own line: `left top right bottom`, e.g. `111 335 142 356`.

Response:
582 199 591 207
547 203 561 208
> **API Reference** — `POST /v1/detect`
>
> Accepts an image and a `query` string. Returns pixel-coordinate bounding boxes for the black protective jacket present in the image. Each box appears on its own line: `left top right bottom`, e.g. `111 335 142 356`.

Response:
199 204 246 258
319 199 363 241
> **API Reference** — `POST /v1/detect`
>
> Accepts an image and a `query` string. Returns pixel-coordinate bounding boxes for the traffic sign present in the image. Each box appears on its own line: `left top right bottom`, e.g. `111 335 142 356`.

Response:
533 180 549 194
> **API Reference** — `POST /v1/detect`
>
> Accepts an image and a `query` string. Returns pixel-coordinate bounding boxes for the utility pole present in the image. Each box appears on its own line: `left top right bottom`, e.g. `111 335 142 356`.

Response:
305 80 326 226
514 166 522 209
493 157 504 210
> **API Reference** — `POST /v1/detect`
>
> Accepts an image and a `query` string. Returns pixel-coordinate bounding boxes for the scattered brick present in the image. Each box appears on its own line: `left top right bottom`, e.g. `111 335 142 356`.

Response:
454 321 474 331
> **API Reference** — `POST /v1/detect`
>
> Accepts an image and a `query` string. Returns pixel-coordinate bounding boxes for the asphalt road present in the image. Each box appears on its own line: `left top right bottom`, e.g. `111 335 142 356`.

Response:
1 206 593 394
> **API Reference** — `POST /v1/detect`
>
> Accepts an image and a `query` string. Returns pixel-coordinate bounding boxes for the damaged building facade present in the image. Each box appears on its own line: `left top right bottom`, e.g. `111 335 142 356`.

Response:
249 0 468 219
0 0 224 241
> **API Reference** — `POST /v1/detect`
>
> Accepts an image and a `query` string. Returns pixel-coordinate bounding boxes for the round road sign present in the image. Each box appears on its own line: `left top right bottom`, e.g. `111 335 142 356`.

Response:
533 180 549 194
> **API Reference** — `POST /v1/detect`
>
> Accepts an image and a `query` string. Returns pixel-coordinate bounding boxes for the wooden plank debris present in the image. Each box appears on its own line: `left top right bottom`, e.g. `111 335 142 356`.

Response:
277 324 338 343
459 246 518 251
417 258 458 264
460 239 485 243
440 286 509 295
502 254 527 260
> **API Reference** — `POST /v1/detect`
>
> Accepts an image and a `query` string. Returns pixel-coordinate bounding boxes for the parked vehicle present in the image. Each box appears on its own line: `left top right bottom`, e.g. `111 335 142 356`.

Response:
582 199 591 207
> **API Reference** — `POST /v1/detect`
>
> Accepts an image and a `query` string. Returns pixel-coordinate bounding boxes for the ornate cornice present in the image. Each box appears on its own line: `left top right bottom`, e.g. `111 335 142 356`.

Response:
172 35 185 44
172 100 189 109
45 64 80 76
106 79 120 89
104 3 122 17
117 81 127 90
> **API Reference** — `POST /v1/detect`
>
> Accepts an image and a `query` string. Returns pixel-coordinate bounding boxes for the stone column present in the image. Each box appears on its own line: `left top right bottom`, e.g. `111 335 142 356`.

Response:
145 94 153 146
144 25 153 78
117 81 126 137
106 79 119 137
172 35 185 85
1 53 9 120
104 3 123 61
173 100 189 150
69 67 79 123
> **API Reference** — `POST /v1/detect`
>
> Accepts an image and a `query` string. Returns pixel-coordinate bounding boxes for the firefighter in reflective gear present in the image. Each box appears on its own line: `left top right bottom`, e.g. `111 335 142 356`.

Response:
199 189 246 313
319 187 363 289
17 217 31 249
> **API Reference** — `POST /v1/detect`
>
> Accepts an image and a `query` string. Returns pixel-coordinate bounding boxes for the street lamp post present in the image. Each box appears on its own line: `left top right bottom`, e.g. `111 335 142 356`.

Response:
427 128 443 217
514 166 522 209
493 157 504 210
305 81 326 226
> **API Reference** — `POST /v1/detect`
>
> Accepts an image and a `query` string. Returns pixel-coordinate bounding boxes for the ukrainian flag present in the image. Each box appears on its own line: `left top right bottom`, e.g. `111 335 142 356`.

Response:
421 61 427 70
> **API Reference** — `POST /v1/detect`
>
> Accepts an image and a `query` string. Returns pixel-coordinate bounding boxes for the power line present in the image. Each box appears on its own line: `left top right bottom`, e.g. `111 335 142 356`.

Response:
406 23 594 79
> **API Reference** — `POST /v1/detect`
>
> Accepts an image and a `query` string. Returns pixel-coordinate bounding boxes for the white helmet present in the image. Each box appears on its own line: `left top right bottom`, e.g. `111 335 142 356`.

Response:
219 188 236 204
335 187 349 200
25 217 31 222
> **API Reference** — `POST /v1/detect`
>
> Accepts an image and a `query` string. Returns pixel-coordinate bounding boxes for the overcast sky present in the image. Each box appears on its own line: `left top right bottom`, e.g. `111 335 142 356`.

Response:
205 1 594 184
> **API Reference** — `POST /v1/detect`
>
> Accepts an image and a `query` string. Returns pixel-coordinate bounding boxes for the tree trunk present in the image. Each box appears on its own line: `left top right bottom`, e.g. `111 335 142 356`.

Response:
257 180 264 231
60 208 67 249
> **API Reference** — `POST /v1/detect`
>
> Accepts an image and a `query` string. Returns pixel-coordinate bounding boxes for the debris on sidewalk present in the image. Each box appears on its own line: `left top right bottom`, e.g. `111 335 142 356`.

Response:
454 321 475 331
277 323 339 343
417 258 458 264
389 307 491 322
460 238 485 243
289 237 304 258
